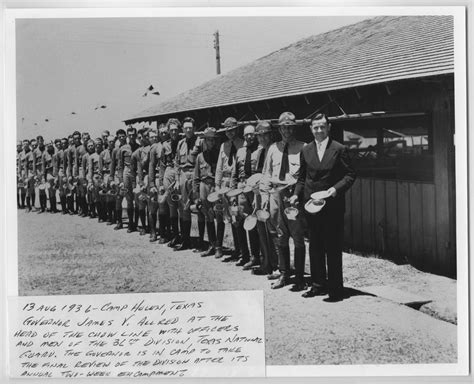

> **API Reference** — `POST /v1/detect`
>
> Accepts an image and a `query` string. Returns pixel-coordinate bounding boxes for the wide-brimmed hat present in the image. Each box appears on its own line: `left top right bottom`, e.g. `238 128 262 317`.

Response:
226 188 243 198
277 112 297 126
218 117 239 132
255 120 272 135
202 127 218 138
304 198 326 215
243 214 258 231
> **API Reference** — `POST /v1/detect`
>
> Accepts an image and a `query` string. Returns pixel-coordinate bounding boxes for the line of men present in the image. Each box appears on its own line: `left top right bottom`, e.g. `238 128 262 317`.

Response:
17 112 355 301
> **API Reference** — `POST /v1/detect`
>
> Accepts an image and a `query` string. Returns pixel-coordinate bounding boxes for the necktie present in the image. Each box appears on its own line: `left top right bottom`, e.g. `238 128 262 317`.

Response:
244 147 252 177
279 143 289 181
257 148 266 171
228 142 236 166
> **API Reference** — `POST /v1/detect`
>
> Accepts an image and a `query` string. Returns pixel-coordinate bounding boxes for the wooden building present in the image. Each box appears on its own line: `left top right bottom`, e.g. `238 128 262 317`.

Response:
125 16 456 277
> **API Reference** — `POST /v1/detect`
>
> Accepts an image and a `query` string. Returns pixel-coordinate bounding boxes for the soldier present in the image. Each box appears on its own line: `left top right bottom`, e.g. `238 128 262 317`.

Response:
111 129 127 230
117 127 140 232
99 135 116 223
65 135 77 214
20 139 36 212
101 130 110 149
252 121 279 276
134 128 151 235
260 112 306 290
230 124 261 269
54 138 69 214
34 136 47 213
86 139 103 219
148 129 163 242
173 117 201 251
17 140 25 208
71 131 88 216
81 138 94 217
215 117 244 260
41 141 57 213
193 127 220 257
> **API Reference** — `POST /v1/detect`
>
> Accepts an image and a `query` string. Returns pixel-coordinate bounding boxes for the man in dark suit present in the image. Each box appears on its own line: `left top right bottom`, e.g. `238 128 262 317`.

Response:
290 113 356 302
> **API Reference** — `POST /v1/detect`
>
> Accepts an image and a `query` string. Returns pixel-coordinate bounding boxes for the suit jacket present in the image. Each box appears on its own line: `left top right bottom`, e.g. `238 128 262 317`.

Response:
294 139 355 214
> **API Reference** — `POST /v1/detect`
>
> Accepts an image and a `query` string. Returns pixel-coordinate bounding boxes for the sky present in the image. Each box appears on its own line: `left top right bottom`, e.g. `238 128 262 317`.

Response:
16 16 368 141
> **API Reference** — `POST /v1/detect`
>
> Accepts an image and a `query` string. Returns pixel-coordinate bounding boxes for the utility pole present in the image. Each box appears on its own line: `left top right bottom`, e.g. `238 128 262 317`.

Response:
213 30 221 75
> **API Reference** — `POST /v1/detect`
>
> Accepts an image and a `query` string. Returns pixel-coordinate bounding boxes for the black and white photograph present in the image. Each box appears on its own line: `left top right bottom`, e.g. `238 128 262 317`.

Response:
4 5 469 378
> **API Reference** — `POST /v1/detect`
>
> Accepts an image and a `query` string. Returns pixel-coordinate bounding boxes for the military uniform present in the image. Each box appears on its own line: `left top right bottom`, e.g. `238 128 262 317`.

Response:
53 147 67 214
86 151 101 218
42 148 57 212
135 145 151 235
193 129 220 256
260 112 306 289
34 146 46 212
99 146 114 222
231 141 261 267
148 141 165 242
73 143 88 215
20 149 36 211
174 135 200 250
159 138 180 244
117 142 139 231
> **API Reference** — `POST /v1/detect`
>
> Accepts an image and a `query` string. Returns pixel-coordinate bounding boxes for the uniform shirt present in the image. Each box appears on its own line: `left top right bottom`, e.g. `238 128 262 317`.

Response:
80 152 91 179
20 149 36 177
41 151 55 177
110 147 120 181
34 146 45 176
87 153 101 183
99 148 113 174
148 142 163 188
260 139 305 196
193 149 219 195
215 137 244 188
74 144 87 177
231 142 260 188
53 149 65 177
117 142 139 182
137 145 151 185
175 135 200 171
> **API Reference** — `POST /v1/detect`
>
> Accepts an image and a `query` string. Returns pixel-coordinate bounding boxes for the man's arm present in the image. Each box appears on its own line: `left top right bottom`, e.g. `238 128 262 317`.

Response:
332 146 356 195
193 155 201 197
293 149 306 198
214 143 224 189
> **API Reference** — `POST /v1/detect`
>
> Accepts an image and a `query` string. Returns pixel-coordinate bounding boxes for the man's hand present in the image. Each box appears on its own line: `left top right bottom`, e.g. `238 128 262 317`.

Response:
326 187 337 198
288 195 298 206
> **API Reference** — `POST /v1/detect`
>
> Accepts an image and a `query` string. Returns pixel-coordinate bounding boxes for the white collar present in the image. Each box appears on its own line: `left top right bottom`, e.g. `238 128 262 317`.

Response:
315 136 329 148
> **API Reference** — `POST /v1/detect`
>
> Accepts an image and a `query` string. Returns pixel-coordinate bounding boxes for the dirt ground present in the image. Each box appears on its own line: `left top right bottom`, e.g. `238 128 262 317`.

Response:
17 210 457 365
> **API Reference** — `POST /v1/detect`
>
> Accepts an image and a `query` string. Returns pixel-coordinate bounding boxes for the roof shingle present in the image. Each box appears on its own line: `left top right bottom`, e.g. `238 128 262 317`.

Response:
128 16 453 121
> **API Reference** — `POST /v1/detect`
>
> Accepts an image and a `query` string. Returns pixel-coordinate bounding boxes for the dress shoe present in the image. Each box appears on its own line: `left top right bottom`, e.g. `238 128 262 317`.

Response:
127 226 137 233
159 237 169 244
106 221 114 225
200 246 216 257
174 241 191 251
222 255 239 262
114 223 123 230
214 247 223 259
242 258 260 271
267 271 281 280
251 267 268 276
139 228 147 236
323 295 344 303
302 286 327 298
271 276 288 290
168 236 181 248
290 282 307 292
193 241 206 253
236 258 248 267
150 233 158 242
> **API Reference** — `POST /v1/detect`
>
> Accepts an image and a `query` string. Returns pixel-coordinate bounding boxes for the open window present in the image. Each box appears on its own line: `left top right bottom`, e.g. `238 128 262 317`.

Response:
332 112 433 182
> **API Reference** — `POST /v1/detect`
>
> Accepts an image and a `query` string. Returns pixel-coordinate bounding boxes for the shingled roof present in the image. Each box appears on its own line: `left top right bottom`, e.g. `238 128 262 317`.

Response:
128 15 453 122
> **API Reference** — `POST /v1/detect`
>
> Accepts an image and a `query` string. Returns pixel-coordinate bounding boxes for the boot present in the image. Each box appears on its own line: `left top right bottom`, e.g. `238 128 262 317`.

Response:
134 207 140 231
243 229 261 270
50 195 58 213
127 208 136 232
174 220 191 251
235 224 250 266
201 221 216 257
291 246 306 291
271 274 288 289
139 209 147 235
114 209 123 230
167 217 181 246
193 220 206 253
149 212 157 241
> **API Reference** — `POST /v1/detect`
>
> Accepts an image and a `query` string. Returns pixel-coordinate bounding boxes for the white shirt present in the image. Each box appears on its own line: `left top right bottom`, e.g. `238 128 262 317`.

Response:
315 137 329 161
